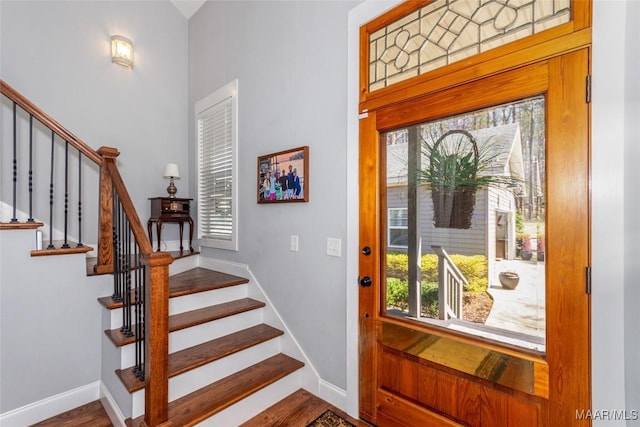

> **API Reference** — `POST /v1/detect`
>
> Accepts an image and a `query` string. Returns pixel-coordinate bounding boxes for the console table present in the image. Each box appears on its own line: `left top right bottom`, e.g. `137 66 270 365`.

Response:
147 197 194 253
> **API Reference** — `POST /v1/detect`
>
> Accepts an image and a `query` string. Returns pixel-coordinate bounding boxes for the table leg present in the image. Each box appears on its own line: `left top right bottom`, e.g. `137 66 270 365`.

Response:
188 218 194 253
179 221 184 253
147 220 153 250
156 219 163 252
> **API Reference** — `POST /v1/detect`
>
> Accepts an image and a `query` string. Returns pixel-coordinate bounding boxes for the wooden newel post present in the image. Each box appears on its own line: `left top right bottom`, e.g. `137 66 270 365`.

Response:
94 146 120 274
142 251 174 427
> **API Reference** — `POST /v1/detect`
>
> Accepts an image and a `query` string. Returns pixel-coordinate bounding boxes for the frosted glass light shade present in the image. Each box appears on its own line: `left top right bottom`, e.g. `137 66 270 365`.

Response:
111 35 133 68
163 163 180 179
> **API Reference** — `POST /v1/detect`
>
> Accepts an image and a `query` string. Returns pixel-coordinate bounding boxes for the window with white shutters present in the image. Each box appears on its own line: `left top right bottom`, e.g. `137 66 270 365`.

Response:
196 80 238 251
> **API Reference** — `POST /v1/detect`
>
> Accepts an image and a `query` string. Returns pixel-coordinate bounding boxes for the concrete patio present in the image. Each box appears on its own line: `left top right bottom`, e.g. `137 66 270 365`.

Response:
485 257 546 351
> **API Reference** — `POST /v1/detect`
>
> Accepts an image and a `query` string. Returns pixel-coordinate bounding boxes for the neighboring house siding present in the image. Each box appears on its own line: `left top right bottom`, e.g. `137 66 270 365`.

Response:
387 185 488 256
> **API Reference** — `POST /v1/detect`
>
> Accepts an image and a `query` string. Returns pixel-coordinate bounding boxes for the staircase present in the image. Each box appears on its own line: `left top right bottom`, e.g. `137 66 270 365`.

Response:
0 80 311 426
101 264 306 426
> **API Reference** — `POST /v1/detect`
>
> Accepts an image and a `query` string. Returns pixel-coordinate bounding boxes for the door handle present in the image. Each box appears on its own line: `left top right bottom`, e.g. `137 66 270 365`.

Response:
359 276 372 287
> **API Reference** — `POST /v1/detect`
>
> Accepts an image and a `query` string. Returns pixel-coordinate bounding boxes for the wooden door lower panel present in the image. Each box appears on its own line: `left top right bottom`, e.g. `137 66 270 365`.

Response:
378 348 545 427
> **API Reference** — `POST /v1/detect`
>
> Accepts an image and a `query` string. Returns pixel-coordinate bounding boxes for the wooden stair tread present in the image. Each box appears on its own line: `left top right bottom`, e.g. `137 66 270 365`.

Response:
169 267 249 297
116 323 284 393
98 267 249 309
31 241 93 257
105 297 266 347
0 221 43 230
86 251 200 276
127 353 305 427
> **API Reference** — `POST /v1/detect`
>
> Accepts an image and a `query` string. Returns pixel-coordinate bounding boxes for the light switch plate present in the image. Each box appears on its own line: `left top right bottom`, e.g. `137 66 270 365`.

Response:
327 238 341 257
290 235 299 252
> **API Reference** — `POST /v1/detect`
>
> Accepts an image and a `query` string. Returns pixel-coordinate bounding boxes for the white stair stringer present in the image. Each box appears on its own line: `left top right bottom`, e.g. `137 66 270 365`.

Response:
197 258 322 401
131 336 283 419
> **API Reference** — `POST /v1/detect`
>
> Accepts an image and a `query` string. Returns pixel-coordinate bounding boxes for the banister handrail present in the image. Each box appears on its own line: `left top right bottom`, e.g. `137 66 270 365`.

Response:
2 79 172 426
103 158 153 254
98 146 172 426
0 79 102 166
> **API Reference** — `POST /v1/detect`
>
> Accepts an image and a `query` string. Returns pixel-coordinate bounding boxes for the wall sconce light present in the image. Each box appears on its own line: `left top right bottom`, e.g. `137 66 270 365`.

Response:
111 35 134 68
164 163 180 198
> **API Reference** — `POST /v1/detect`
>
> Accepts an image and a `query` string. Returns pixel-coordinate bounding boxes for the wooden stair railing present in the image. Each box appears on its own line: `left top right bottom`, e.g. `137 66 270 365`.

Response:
432 245 467 320
1 80 174 427
100 147 174 427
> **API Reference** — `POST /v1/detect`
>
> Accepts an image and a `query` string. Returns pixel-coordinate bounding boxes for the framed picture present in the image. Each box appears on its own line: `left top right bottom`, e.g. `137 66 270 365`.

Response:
257 146 309 203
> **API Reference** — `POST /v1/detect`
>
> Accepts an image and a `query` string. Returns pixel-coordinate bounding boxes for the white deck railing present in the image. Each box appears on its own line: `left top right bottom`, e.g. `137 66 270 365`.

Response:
432 245 467 320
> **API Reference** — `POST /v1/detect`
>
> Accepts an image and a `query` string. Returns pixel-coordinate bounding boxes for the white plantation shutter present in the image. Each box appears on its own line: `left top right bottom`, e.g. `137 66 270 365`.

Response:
196 80 238 250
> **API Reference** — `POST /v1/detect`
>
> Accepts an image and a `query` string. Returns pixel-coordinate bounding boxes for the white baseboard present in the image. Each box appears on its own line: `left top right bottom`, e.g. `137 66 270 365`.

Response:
319 379 348 411
0 381 101 426
100 382 127 427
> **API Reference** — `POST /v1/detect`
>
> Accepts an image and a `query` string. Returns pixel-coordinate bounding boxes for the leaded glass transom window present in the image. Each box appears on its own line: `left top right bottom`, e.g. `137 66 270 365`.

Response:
369 0 571 91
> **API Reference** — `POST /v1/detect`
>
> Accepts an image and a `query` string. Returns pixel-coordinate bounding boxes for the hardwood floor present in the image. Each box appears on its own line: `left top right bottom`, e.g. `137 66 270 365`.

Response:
241 389 371 427
30 400 112 427
32 389 370 427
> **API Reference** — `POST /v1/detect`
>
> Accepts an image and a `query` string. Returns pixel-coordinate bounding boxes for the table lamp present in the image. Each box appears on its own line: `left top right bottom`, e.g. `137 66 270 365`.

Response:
164 163 180 198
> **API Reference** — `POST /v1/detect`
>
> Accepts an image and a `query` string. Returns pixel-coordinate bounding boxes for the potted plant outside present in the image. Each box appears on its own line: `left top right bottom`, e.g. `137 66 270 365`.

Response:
418 130 521 229
537 233 545 261
498 271 520 289
520 234 532 260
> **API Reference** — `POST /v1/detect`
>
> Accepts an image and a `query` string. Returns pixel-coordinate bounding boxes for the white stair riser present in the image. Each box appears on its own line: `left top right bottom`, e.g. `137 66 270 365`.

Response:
107 284 250 330
169 309 264 353
119 309 265 368
195 371 302 426
170 284 248 315
107 307 144 331
131 338 282 418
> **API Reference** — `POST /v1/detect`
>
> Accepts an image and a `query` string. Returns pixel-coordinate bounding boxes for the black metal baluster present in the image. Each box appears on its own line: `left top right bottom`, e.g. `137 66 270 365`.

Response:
77 152 83 247
122 215 133 338
139 261 146 380
11 103 18 223
27 115 34 222
112 190 122 302
61 142 70 248
133 242 144 381
47 131 55 249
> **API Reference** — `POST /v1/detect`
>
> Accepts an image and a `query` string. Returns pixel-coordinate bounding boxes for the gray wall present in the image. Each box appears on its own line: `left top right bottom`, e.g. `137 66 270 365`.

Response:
188 0 357 389
0 0 189 245
0 0 188 414
0 229 111 413
624 0 640 423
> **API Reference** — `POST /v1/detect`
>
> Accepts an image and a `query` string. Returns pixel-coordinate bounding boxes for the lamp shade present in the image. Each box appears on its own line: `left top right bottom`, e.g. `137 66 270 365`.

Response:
111 35 134 68
163 163 180 179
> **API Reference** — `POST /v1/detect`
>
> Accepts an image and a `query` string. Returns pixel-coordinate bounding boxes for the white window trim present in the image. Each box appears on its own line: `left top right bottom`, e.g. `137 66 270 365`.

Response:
195 79 239 251
388 207 408 248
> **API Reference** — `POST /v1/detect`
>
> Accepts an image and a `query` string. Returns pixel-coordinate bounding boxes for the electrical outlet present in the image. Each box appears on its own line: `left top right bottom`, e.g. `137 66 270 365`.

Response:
290 235 299 252
327 238 341 257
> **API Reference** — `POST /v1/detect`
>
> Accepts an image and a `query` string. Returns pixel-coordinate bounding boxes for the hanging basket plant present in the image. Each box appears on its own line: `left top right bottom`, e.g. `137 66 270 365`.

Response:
419 129 519 229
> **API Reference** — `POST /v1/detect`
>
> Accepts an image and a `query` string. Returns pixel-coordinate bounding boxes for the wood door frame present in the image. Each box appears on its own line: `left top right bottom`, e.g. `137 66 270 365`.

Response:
358 2 592 422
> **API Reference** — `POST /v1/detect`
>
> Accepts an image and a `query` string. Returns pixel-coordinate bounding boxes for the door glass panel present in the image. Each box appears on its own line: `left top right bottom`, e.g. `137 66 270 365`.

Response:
368 0 571 91
384 96 546 352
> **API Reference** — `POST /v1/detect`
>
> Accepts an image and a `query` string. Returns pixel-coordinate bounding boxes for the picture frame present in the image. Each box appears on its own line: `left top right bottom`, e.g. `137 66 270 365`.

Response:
257 146 309 203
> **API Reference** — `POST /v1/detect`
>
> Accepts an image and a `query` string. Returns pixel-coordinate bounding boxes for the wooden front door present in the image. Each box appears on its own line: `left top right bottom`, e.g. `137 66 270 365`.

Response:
358 49 591 426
